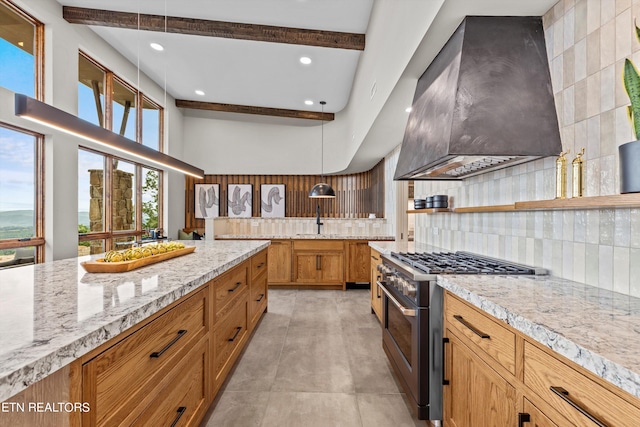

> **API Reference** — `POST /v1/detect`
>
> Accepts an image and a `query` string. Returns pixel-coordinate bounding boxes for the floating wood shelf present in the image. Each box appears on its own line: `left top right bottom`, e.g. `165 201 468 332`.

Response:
514 194 640 210
406 208 451 214
453 204 516 213
407 194 640 215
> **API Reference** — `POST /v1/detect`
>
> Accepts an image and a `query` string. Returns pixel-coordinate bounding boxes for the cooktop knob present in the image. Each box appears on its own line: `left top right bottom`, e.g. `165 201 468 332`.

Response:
406 284 416 298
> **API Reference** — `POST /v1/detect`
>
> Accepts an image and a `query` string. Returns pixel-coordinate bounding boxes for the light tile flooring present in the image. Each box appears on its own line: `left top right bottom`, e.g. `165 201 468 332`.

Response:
203 289 426 427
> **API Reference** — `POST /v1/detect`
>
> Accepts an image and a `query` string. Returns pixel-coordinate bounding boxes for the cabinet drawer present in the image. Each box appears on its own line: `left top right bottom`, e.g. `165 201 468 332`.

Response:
250 271 268 313
445 294 516 375
293 240 343 251
524 341 640 426
84 288 207 427
214 263 248 321
250 249 267 280
523 398 559 427
131 338 208 427
214 299 248 381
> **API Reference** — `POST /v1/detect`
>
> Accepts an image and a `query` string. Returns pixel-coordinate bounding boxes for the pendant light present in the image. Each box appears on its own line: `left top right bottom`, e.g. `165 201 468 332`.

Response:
309 101 336 198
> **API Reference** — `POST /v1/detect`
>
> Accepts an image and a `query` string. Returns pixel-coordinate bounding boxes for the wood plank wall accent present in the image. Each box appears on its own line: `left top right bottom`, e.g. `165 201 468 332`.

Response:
185 159 385 230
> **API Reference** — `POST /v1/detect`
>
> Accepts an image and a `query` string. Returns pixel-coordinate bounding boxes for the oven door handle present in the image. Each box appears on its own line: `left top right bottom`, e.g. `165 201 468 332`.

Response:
377 281 416 317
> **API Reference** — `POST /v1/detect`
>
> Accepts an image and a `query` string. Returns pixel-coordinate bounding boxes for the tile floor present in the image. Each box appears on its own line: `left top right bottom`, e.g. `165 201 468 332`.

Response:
203 289 427 427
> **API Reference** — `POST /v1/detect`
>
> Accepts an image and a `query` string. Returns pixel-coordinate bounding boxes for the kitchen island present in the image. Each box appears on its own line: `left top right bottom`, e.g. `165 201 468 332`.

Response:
0 239 269 426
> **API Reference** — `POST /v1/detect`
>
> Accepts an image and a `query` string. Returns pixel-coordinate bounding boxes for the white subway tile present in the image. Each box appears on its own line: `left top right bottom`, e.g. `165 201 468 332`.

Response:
613 246 630 294
598 244 614 290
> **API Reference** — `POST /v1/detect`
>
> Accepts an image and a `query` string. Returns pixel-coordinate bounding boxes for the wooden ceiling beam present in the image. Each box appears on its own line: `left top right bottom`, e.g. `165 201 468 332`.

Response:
175 100 335 121
63 6 365 51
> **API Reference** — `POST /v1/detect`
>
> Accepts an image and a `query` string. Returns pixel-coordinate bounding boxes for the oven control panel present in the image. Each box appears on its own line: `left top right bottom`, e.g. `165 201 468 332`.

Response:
377 263 418 302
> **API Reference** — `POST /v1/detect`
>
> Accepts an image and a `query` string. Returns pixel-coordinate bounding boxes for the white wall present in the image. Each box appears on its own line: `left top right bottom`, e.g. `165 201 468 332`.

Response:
1 0 186 260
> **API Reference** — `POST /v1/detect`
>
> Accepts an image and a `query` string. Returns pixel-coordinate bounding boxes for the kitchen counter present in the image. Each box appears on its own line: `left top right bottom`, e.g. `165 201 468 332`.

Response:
441 274 640 400
216 234 395 240
0 239 269 402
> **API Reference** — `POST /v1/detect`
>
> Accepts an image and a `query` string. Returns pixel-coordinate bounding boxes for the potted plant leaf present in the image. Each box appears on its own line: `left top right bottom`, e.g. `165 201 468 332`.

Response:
621 21 640 193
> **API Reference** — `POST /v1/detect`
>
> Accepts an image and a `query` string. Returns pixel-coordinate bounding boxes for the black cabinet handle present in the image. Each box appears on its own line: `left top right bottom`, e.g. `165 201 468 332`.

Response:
371 255 380 261
316 255 321 270
228 281 242 292
443 337 450 385
256 293 265 302
170 406 187 427
518 413 530 426
453 315 490 339
228 326 242 342
150 330 187 358
376 275 382 298
256 262 265 269
550 386 608 427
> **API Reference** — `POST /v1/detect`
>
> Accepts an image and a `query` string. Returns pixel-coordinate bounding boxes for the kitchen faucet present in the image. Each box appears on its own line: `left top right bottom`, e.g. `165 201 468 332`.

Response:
315 203 323 235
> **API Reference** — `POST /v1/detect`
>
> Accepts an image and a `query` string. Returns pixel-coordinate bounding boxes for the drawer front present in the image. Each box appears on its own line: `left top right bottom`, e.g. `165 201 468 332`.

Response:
214 263 248 320
249 270 268 328
250 249 268 280
132 338 209 427
293 239 343 251
214 299 248 381
86 288 207 427
523 398 559 427
445 294 516 375
524 341 640 426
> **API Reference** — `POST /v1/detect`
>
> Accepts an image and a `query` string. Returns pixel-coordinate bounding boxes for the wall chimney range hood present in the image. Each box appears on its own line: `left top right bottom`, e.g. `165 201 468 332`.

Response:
394 16 562 181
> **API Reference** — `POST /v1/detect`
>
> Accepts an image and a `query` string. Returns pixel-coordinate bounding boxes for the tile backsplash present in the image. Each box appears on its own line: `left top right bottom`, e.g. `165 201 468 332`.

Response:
212 217 392 237
414 0 640 296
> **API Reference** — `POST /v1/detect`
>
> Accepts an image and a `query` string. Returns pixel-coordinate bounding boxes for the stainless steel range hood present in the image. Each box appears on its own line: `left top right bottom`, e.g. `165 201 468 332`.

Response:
394 16 562 181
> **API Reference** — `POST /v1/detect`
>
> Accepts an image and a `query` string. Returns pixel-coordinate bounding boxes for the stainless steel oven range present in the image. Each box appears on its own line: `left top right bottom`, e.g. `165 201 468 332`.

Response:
376 251 545 422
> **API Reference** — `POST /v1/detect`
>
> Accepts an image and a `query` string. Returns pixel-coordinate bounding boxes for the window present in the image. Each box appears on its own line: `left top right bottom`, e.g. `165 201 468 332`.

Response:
0 122 44 268
76 54 164 255
0 0 43 99
77 52 163 150
78 54 105 127
78 148 163 255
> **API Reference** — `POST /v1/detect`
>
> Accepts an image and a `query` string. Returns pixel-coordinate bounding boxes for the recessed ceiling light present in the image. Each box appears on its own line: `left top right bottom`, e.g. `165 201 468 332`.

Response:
405 107 412 113
150 43 164 51
299 56 312 65
195 90 205 96
304 100 314 106
17 41 24 47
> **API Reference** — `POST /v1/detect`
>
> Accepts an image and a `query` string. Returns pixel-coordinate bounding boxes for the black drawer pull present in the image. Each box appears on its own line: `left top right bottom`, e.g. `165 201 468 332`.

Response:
443 337 450 385
256 293 265 302
550 386 608 427
453 315 490 339
256 262 265 269
228 326 242 342
518 413 530 426
371 255 380 261
150 330 187 358
228 281 242 292
170 406 187 427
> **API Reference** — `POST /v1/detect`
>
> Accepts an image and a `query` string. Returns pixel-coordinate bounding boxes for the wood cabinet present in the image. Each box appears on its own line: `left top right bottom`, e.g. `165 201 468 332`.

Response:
267 240 291 284
248 249 268 331
444 331 517 427
291 240 344 288
71 251 268 427
346 240 370 283
444 291 640 427
370 248 382 322
82 288 209 427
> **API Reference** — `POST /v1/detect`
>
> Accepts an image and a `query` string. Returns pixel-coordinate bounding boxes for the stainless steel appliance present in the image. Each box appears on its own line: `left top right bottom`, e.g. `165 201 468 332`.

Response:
377 251 545 421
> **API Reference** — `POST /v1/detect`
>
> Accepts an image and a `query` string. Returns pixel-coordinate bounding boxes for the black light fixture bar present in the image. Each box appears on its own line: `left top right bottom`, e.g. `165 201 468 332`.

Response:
15 94 204 178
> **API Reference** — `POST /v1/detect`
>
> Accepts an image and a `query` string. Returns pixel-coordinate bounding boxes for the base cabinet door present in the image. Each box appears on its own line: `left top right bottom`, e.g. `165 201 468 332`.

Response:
444 331 517 427
370 248 382 322
292 252 344 285
267 240 291 284
346 241 370 283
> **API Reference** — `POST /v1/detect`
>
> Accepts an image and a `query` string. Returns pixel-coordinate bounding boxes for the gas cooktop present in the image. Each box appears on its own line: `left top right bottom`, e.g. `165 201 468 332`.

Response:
390 251 540 275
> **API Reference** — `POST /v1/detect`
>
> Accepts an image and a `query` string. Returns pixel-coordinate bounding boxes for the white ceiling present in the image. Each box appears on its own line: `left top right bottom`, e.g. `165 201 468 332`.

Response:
56 0 374 113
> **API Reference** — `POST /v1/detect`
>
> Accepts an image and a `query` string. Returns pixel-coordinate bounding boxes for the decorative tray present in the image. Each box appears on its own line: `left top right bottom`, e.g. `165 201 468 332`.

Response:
81 246 196 273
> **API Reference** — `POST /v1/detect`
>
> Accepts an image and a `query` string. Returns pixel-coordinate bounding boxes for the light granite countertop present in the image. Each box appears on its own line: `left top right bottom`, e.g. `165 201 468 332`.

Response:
0 239 269 402
216 234 395 240
439 274 640 400
367 242 640 399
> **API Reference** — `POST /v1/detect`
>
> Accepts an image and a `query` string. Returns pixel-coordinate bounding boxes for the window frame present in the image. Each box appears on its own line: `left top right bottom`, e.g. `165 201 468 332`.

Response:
0 122 45 263
1 0 44 100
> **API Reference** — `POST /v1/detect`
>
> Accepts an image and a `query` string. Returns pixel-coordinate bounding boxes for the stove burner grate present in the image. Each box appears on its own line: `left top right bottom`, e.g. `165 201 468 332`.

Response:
391 251 535 275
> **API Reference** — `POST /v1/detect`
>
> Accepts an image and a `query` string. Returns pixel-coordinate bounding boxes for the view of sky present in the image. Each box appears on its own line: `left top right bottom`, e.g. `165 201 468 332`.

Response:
1 36 161 224
0 39 35 213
